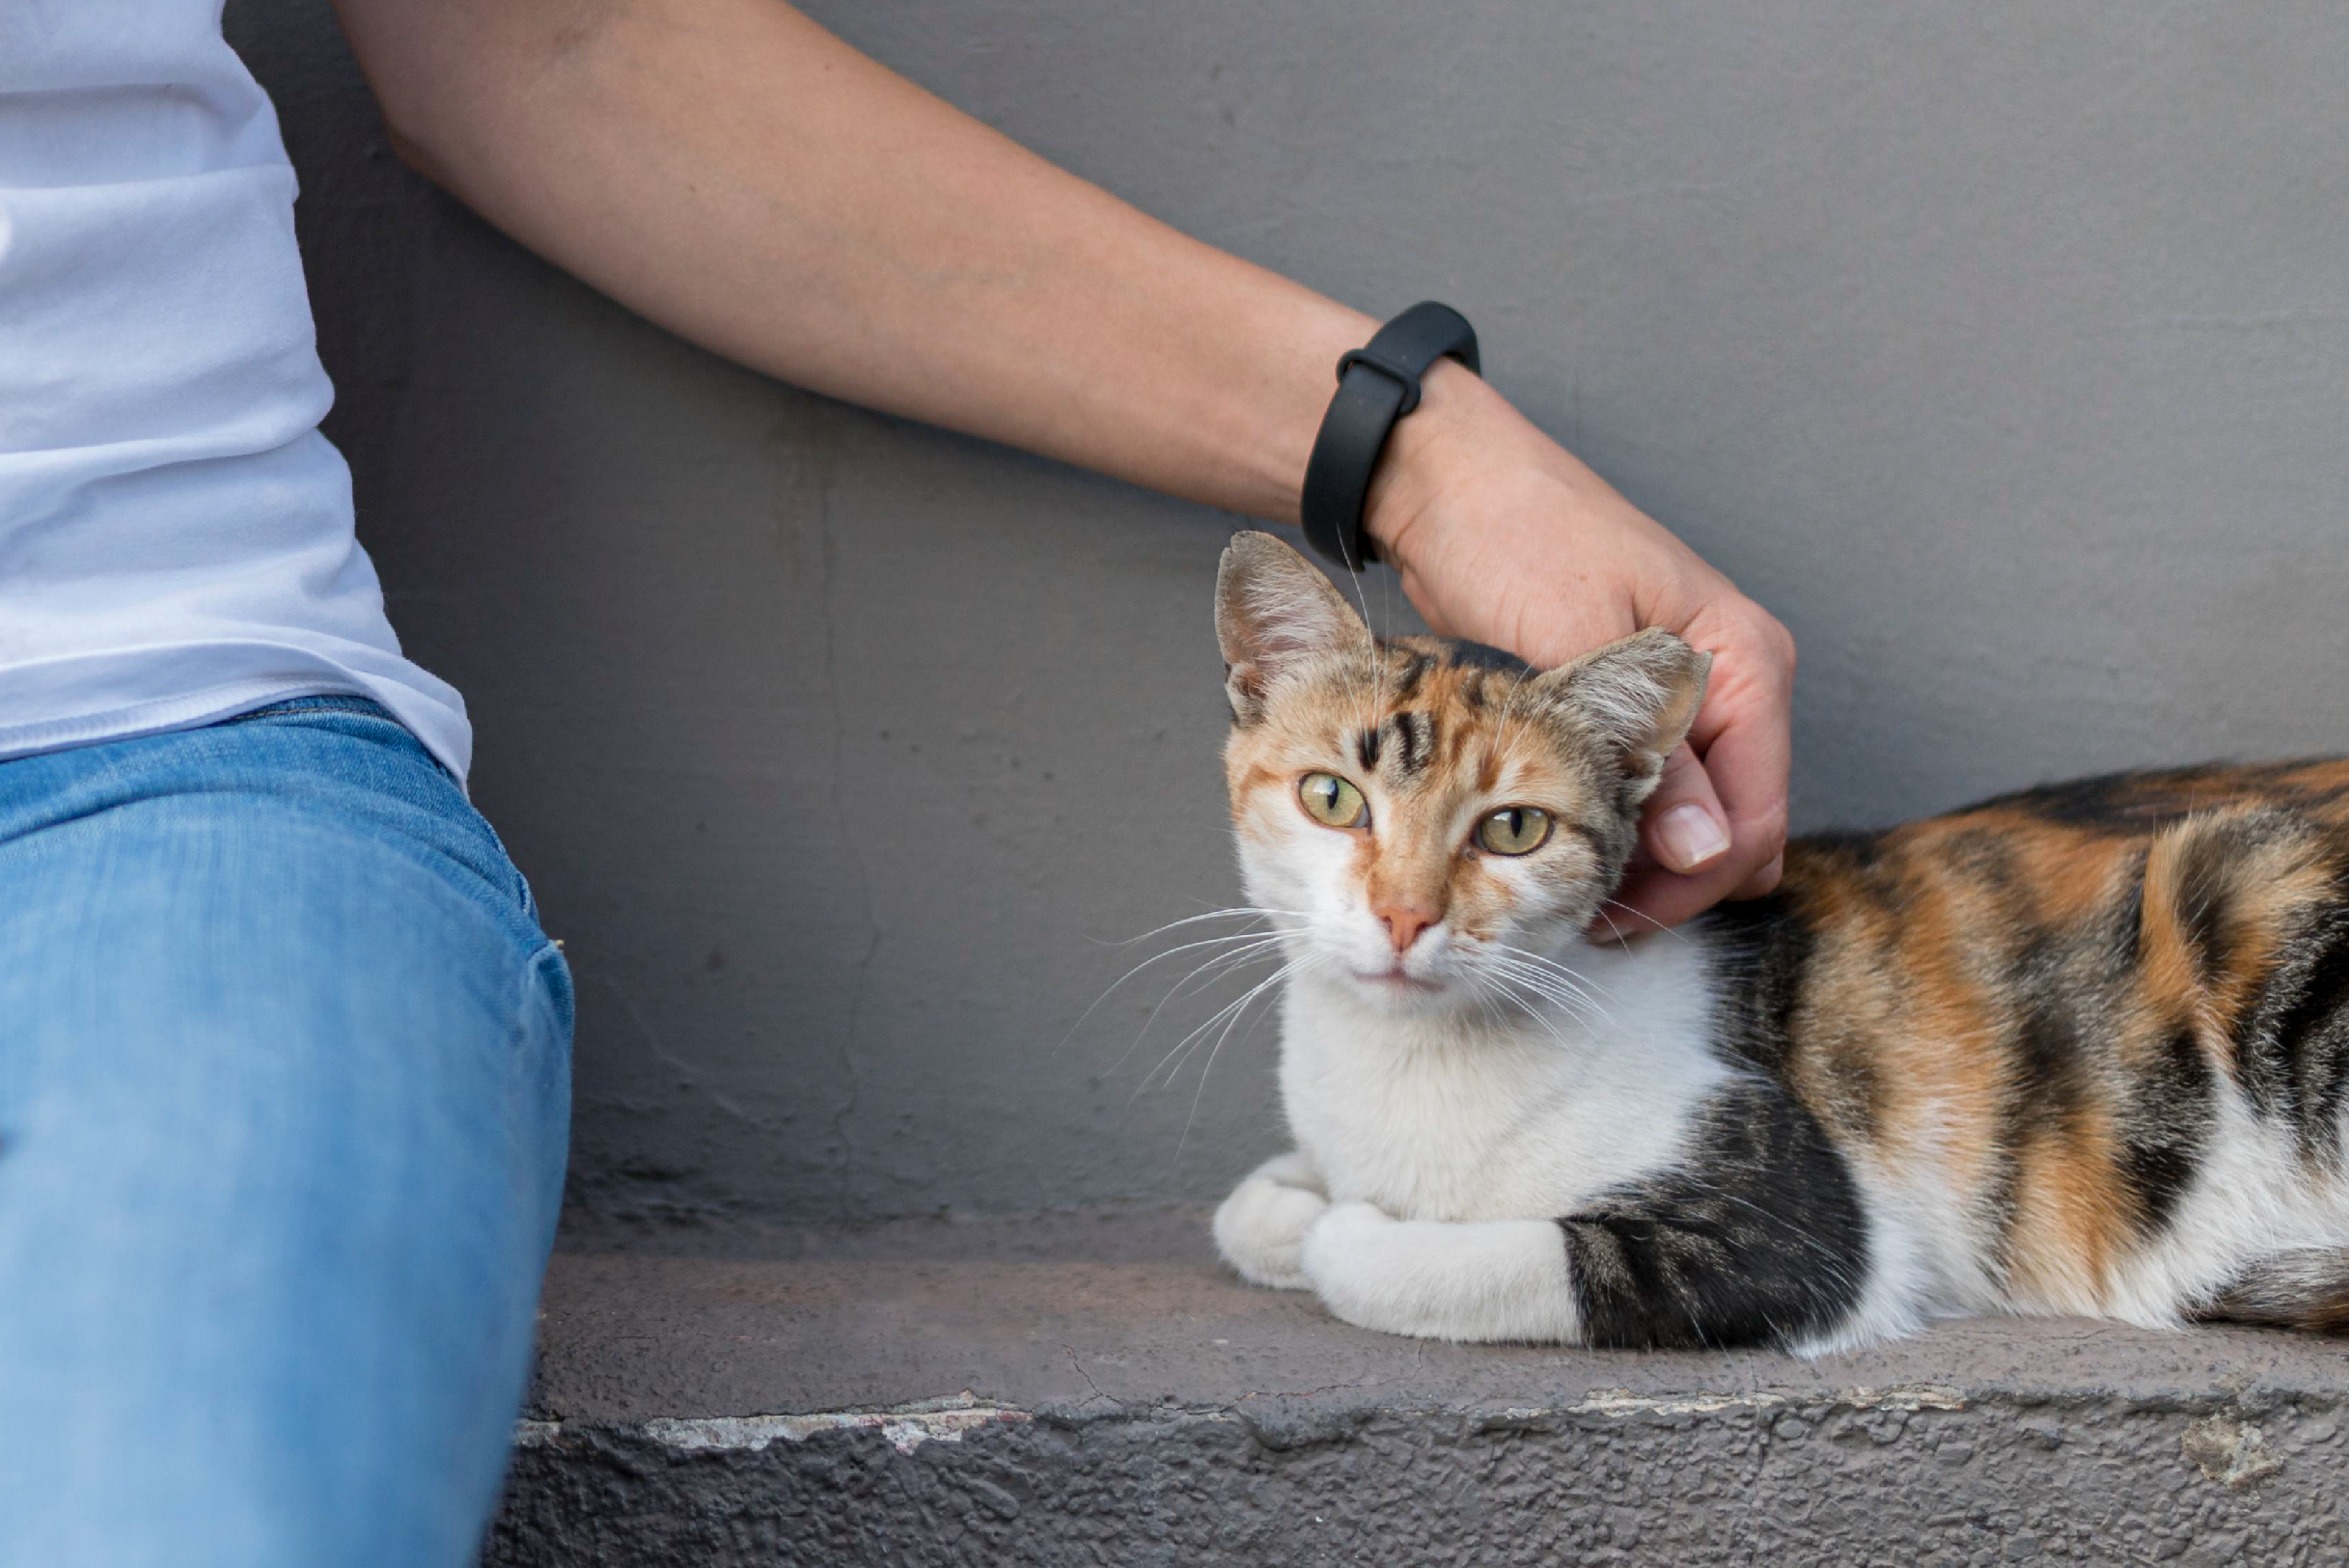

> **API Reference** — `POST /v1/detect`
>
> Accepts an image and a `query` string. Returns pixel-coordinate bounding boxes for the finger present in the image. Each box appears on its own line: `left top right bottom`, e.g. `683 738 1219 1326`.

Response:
1679 613 1793 897
1599 754 1780 932
1596 856 1753 938
1592 617 1793 933
1691 700 1790 899
1641 742 1731 875
1730 851 1784 901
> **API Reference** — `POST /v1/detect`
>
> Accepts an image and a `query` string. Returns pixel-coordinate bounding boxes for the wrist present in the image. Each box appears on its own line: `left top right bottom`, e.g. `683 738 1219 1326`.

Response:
1294 303 1481 570
1360 356 1505 576
1239 297 1378 524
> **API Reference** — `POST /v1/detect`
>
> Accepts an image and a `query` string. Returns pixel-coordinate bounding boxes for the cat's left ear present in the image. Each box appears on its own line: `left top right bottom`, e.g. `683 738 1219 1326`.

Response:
1537 628 1712 784
1215 531 1370 723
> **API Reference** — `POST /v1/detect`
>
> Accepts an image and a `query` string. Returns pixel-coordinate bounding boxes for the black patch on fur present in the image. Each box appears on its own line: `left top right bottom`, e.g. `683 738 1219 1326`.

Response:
1961 760 2325 834
2008 966 2093 1142
2168 826 2239 988
1700 891 1812 1077
2238 871 2349 1159
1392 650 1433 702
1978 768 2220 829
1391 711 1432 777
1699 884 1893 1143
1945 827 2030 912
1978 931 2104 1270
1356 727 1381 770
2118 1143 2195 1236
1428 637 1536 677
1558 1079 1869 1350
2095 849 2216 1234
2117 1025 2216 1235
2108 847 2150 971
2277 910 2349 1158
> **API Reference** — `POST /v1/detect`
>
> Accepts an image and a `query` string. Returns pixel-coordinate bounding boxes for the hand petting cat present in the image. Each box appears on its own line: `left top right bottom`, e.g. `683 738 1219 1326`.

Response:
1364 358 1797 935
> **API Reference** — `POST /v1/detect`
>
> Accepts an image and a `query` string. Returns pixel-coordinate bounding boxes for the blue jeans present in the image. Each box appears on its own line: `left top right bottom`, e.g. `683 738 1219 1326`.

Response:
0 699 571 1566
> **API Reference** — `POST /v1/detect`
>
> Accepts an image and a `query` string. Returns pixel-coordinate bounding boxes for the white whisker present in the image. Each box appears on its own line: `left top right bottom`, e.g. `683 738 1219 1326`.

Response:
1175 961 1302 1157
1093 906 1307 949
1134 960 1294 1101
1600 897 1692 945
1066 921 1299 1049
1105 935 1293 1074
1479 953 1612 1030
1477 972 1579 1049
1492 941 1619 1005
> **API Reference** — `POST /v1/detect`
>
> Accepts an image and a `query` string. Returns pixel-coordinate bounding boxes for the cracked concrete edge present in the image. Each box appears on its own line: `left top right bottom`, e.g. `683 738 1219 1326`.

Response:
510 1376 2338 1456
488 1385 2349 1567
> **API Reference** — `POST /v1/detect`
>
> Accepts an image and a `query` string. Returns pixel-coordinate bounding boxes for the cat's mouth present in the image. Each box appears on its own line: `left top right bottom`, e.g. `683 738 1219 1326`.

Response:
1354 964 1445 995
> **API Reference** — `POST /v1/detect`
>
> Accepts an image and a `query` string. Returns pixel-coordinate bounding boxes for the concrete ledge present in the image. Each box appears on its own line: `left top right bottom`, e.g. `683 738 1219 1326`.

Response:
487 1209 2349 1565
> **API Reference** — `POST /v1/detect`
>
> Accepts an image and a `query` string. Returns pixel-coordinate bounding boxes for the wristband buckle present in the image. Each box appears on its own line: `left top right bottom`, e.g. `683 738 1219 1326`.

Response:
1335 346 1429 416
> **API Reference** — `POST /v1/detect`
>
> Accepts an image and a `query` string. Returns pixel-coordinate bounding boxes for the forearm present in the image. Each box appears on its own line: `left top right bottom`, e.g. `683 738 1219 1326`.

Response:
332 0 1370 521
335 0 1795 923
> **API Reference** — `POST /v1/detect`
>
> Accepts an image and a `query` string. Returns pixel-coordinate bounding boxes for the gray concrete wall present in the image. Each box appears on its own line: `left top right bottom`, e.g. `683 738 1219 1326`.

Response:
230 1 2349 1224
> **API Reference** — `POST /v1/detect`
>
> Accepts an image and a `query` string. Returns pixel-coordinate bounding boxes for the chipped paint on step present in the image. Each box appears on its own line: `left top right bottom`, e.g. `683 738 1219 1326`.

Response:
516 1391 1032 1457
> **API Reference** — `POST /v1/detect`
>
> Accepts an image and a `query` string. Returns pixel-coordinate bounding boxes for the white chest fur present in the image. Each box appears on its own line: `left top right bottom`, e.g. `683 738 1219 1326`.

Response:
1276 933 1730 1224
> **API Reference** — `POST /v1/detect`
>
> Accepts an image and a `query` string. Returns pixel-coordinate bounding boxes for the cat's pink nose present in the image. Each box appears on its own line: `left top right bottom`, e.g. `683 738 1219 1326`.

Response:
1375 903 1439 954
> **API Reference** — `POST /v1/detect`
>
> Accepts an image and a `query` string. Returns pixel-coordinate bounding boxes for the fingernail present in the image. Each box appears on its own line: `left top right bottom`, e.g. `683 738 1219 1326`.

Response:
1653 803 1730 872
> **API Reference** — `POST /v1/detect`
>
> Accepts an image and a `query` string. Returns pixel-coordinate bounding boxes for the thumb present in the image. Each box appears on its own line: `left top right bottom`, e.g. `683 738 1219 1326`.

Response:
1641 742 1731 874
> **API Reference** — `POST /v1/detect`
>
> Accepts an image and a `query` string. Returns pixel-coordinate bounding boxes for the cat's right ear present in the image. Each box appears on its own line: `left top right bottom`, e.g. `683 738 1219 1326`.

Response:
1215 532 1370 724
1534 627 1712 789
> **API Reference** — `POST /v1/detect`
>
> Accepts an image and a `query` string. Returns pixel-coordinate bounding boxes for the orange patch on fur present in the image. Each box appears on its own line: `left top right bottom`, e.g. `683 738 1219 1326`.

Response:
2003 1104 2130 1312
1781 849 2010 1224
2139 807 2337 1055
1475 747 1504 793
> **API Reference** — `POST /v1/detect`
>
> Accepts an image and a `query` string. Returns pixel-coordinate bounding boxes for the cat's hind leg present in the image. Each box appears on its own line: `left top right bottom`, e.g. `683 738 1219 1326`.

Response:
1298 1201 1581 1342
1213 1151 1329 1290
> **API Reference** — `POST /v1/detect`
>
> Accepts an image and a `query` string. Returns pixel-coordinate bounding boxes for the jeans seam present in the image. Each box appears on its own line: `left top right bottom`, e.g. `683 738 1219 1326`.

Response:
215 697 388 725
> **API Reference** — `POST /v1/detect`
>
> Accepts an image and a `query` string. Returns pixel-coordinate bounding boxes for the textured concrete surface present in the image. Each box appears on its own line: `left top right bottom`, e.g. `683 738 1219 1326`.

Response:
231 2 2349 1226
487 1212 2349 1564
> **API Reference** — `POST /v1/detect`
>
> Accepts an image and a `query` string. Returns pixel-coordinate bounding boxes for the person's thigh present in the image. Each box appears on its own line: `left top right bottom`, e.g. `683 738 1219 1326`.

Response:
0 703 570 1568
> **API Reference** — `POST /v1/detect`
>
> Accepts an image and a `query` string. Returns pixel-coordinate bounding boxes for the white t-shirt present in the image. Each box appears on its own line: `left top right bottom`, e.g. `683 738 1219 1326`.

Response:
0 2 471 779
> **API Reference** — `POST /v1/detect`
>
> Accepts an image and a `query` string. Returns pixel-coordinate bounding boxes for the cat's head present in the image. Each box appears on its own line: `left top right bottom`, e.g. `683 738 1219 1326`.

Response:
1216 531 1709 1015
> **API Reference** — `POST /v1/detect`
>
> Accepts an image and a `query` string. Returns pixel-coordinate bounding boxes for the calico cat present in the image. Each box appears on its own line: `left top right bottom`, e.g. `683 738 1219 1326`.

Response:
1207 530 2349 1353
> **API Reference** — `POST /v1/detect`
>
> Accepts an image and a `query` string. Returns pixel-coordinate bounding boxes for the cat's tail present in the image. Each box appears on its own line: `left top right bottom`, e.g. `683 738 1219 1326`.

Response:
2194 1249 2349 1334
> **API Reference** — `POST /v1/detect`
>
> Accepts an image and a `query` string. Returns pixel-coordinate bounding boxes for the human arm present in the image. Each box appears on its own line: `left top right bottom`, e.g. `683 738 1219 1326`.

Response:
328 0 1791 924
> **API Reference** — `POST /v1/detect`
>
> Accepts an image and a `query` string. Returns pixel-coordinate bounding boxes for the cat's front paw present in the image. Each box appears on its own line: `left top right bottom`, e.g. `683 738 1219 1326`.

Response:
1297 1199 1402 1327
1302 1202 1581 1343
1213 1152 1330 1290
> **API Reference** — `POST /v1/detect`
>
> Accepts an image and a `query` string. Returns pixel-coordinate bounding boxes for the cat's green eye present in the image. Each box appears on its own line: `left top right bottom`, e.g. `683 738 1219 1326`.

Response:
1298 771 1368 829
1477 806 1552 856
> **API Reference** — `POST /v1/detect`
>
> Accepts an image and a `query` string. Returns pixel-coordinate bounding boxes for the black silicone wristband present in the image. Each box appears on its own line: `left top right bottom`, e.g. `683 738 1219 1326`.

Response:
1299 301 1481 572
